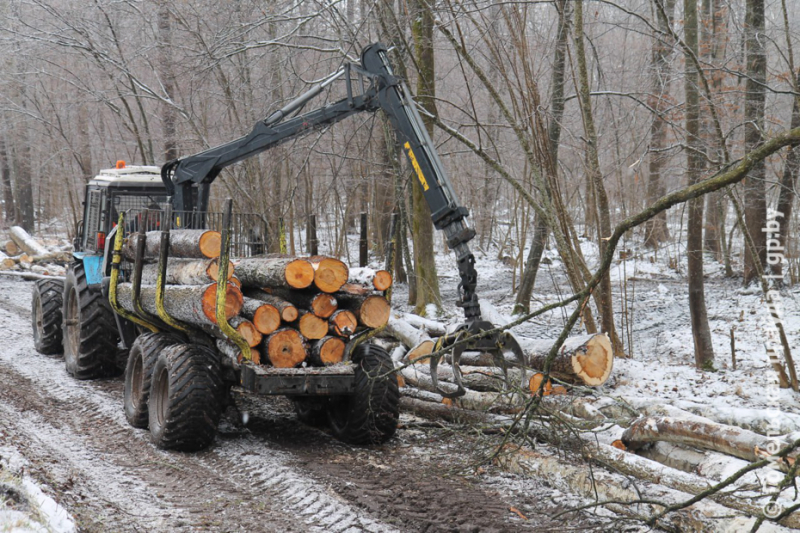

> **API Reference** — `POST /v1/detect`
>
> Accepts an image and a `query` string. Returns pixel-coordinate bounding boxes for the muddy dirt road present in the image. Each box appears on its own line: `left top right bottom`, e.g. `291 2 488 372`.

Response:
0 277 614 532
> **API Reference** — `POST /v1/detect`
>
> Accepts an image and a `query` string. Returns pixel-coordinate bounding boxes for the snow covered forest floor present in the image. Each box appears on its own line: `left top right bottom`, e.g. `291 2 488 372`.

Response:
2 221 800 531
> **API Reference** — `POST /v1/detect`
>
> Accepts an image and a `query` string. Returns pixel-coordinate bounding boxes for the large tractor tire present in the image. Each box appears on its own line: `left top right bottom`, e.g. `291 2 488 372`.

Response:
148 344 223 451
292 398 328 427
32 279 64 355
124 332 182 429
327 343 399 445
62 263 120 379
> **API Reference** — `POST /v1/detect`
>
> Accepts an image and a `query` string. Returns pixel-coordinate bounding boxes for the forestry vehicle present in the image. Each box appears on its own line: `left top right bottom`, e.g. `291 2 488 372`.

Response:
31 43 523 451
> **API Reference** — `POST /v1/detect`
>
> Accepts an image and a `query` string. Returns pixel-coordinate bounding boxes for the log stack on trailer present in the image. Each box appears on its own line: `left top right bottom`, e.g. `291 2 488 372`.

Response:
114 229 394 370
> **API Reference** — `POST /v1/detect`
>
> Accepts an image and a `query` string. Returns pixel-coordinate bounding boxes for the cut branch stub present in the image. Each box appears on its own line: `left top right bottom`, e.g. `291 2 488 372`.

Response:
235 257 314 290
309 336 346 366
264 328 308 368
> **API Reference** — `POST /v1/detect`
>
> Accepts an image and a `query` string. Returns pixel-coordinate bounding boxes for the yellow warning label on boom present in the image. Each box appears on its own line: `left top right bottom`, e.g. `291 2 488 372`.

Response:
404 142 429 191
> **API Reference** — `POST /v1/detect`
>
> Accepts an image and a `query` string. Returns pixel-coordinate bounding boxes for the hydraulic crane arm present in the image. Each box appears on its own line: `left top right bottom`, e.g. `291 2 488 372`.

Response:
162 43 484 324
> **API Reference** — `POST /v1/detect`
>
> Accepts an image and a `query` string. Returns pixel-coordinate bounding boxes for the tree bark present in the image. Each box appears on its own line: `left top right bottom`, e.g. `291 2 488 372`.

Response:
573 1 622 356
9 226 48 256
743 0 768 284
260 288 338 318
685 0 716 369
409 0 441 315
775 70 800 277
117 282 242 326
644 0 676 247
139 258 233 286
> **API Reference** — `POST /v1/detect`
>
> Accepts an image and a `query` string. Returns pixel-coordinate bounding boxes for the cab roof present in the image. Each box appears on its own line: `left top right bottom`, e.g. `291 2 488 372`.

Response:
89 165 167 189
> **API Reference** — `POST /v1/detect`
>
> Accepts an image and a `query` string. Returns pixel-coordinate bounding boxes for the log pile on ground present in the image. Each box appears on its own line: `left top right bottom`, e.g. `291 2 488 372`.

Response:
115 231 393 369
0 226 71 277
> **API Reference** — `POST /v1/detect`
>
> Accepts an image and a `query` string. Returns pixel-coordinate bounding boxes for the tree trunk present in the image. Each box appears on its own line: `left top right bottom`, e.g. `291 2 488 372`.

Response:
260 288 338 318
743 0 768 284
157 2 177 162
0 134 15 224
348 267 393 291
685 0 716 369
644 0 676 247
574 1 622 356
775 71 800 277
409 0 441 315
306 256 349 293
9 226 48 256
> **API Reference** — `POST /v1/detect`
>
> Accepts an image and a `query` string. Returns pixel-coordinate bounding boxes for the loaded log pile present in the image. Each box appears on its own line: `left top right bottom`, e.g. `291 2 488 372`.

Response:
115 229 392 369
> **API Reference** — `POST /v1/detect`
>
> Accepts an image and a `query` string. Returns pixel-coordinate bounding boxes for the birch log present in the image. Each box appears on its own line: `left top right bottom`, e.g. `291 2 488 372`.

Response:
9 226 48 256
123 230 221 260
235 257 314 290
117 282 242 326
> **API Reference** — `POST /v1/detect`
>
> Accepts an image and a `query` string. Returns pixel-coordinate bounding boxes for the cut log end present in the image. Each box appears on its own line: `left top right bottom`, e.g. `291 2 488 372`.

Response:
312 257 349 293
372 270 393 291
207 258 235 281
312 336 346 365
266 328 308 368
408 339 435 364
286 259 315 289
198 231 222 258
358 295 390 328
297 313 329 340
234 319 263 348
252 304 281 335
329 310 358 337
237 348 261 365
201 283 244 324
311 294 338 318
572 334 613 386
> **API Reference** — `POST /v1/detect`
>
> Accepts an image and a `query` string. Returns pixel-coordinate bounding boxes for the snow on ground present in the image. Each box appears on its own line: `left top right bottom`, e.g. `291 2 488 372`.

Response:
1 446 76 533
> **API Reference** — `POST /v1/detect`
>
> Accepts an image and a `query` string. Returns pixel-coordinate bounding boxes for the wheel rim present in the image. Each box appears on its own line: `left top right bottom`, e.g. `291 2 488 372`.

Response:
66 289 80 359
153 366 170 427
32 293 43 343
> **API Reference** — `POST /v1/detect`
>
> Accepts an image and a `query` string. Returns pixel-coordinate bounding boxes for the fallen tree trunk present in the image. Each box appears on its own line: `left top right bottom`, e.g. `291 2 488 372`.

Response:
5 240 19 256
117 282 242 326
240 298 281 335
9 226 48 256
139 258 233 285
235 257 314 290
334 293 390 328
329 309 358 337
124 230 221 260
0 251 14 270
307 256 349 293
244 290 298 322
263 328 308 368
621 416 798 471
386 316 432 359
309 336 346 366
348 267 393 291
